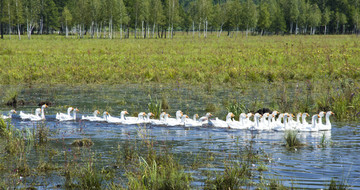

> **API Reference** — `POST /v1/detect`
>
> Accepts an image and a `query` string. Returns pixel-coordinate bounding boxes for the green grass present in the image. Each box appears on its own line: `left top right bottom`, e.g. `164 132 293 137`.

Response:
284 130 303 149
0 34 359 85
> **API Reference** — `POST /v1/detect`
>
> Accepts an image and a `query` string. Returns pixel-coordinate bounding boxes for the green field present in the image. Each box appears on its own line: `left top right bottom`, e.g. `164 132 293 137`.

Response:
1 34 360 85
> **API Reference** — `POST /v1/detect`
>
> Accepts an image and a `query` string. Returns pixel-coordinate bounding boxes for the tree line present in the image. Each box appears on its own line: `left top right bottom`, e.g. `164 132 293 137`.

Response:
0 0 359 39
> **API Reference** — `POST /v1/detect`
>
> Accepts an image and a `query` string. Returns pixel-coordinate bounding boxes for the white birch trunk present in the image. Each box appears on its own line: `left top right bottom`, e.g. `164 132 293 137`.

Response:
142 20 144 38
120 24 123 39
66 20 68 38
324 25 327 35
17 24 21 40
152 23 156 38
40 17 43 35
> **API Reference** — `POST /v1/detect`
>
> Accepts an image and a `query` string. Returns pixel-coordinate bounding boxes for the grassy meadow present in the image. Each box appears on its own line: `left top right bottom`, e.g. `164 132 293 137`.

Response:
1 34 360 85
1 34 360 121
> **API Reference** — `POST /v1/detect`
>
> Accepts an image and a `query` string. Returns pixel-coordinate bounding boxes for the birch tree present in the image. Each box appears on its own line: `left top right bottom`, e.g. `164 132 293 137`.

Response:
61 6 72 38
150 0 164 38
24 0 40 39
117 0 128 39
14 0 23 39
321 7 330 34
258 1 271 35
241 0 257 37
288 0 299 34
165 0 180 38
308 4 321 35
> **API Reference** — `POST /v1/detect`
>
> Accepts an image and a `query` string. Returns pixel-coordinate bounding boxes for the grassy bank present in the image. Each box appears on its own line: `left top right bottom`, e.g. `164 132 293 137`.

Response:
0 34 359 85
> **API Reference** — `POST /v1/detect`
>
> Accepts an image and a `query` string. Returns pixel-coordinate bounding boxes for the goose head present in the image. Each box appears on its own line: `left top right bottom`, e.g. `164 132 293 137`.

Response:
148 112 154 117
94 110 100 115
74 108 79 112
326 111 334 117
319 111 325 117
42 104 48 109
10 110 17 114
194 114 199 118
206 113 212 118
272 111 279 116
240 113 247 119
254 113 262 119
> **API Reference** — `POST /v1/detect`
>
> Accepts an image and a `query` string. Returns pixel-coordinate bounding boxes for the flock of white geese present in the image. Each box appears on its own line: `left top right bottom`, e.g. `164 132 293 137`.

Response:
1 104 334 132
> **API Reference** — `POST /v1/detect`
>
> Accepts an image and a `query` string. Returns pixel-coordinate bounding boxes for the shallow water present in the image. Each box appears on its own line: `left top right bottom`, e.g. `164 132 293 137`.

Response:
1 85 360 189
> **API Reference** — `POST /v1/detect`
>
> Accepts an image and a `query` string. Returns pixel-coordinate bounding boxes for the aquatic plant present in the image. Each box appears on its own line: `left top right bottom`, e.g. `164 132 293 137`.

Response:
79 162 104 190
328 178 348 190
284 130 303 149
125 156 191 190
72 138 94 147
226 100 248 121
205 162 250 190
148 96 162 119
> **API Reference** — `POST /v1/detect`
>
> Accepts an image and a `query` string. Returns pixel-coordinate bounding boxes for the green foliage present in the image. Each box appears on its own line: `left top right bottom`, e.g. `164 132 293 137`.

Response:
328 178 348 190
226 101 248 121
148 96 162 119
125 156 191 190
205 162 249 190
72 138 94 147
284 130 303 149
79 163 104 190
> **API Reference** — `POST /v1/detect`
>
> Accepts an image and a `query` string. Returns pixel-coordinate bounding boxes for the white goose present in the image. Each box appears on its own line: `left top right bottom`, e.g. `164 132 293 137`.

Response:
179 115 189 126
228 113 248 129
287 114 297 129
259 113 270 130
273 113 291 131
199 113 212 125
293 113 302 130
20 104 48 121
268 111 279 130
298 114 319 132
56 107 74 120
185 114 203 127
245 113 254 128
210 113 234 128
123 112 147 125
167 110 183 126
1 110 17 119
317 111 325 127
248 113 262 131
151 112 167 125
56 107 79 121
318 111 334 131
144 112 155 123
107 111 128 123
82 110 101 121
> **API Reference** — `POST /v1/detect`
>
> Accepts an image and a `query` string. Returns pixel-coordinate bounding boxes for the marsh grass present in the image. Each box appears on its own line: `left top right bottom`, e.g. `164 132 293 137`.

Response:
72 138 94 147
226 100 249 121
148 96 162 119
284 130 303 149
205 162 250 190
328 178 349 190
125 156 191 190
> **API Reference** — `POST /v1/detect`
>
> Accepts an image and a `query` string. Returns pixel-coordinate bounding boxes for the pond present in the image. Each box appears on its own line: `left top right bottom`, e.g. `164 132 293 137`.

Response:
1 84 359 189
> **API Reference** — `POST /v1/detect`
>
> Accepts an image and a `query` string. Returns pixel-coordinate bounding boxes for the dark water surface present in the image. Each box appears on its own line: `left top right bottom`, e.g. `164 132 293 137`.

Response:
1 84 359 189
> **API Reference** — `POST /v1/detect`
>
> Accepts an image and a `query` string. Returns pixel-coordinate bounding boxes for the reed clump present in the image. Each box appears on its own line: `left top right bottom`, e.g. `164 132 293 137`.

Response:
284 130 303 149
72 138 94 147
